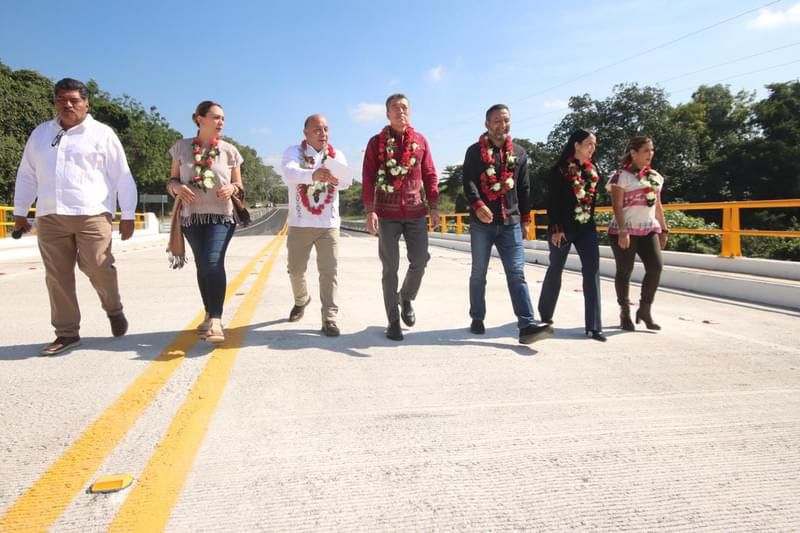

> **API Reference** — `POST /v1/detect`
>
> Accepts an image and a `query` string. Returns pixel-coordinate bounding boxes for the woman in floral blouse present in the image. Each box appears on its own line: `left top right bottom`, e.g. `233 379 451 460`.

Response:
538 129 605 341
606 136 669 331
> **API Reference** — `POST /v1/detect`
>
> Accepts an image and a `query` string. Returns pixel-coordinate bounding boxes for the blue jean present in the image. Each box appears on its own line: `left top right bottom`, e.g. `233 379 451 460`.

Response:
182 222 235 318
469 221 535 328
537 225 602 332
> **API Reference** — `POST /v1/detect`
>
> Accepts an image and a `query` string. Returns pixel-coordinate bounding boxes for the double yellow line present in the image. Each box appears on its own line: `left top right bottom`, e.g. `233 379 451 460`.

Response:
1 226 287 532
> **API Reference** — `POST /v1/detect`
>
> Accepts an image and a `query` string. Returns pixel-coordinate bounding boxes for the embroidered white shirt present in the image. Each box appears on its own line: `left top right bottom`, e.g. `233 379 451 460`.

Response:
14 114 138 219
281 143 350 229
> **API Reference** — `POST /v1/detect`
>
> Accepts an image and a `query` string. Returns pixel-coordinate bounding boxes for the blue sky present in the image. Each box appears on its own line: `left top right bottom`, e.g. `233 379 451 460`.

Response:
2 0 799 178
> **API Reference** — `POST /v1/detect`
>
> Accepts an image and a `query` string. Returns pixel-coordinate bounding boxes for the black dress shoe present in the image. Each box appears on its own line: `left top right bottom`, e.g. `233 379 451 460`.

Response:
519 323 554 344
470 319 485 334
321 321 340 337
109 312 128 337
542 319 554 325
386 320 403 341
400 300 416 327
586 330 607 342
288 297 311 322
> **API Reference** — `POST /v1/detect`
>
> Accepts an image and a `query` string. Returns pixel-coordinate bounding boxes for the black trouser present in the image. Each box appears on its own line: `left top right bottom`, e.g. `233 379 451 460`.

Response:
377 216 430 322
608 232 663 305
538 224 601 331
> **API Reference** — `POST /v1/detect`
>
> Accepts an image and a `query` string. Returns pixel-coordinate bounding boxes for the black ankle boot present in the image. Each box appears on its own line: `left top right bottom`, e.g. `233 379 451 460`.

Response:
636 302 661 330
620 303 635 331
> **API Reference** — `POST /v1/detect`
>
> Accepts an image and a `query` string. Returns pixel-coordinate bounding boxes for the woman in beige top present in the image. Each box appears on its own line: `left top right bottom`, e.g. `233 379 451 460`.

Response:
167 100 244 343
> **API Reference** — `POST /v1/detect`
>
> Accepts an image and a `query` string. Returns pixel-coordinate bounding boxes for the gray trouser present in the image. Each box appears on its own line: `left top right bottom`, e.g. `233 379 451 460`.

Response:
378 216 430 322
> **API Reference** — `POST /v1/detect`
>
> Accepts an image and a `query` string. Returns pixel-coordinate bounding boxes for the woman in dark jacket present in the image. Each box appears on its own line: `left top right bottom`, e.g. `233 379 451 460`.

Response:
537 128 605 341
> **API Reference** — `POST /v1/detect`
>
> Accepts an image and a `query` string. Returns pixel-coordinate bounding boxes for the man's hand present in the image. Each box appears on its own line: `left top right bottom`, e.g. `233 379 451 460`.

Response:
522 221 531 240
119 219 134 241
429 208 440 230
476 205 493 224
366 212 379 235
14 215 31 234
313 168 338 186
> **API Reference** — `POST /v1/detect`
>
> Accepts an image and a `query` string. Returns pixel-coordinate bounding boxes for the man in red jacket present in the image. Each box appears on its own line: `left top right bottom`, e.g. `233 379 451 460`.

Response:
361 94 439 341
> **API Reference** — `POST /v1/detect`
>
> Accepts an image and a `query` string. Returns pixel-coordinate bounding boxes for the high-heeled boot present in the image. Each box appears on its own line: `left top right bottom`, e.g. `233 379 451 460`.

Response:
636 302 661 330
620 302 635 331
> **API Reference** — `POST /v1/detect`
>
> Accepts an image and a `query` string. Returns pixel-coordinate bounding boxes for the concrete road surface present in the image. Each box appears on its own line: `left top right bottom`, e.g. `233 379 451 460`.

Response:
1 216 799 531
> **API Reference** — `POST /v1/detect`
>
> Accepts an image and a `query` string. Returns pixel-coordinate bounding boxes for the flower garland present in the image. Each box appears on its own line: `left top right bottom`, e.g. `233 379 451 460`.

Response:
563 158 599 223
190 137 220 191
478 133 516 219
297 140 337 215
376 125 419 193
613 164 659 206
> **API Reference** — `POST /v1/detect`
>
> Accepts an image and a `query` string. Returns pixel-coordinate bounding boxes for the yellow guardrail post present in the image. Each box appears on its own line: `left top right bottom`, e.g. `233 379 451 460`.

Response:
527 212 537 240
440 214 447 234
730 205 742 257
456 214 463 235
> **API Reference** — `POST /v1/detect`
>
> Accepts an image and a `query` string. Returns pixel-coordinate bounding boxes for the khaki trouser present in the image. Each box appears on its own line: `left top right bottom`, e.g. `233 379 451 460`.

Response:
286 226 339 321
36 214 123 337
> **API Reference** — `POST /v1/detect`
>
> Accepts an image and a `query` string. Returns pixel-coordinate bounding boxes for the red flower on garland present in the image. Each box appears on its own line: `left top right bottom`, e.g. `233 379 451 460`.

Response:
375 125 419 193
612 164 659 207
297 140 337 216
478 134 516 219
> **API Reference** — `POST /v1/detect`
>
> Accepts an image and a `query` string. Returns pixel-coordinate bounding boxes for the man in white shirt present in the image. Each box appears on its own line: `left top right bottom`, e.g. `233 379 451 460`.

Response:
13 78 138 356
280 114 349 336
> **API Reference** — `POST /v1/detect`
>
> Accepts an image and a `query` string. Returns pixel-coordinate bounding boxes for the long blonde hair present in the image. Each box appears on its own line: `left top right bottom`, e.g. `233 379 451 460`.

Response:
621 136 652 167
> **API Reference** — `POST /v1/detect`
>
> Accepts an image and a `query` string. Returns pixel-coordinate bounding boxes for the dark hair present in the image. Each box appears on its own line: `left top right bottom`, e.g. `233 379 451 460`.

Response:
553 128 595 170
53 78 88 100
385 93 408 111
485 104 510 121
192 100 222 127
621 136 653 167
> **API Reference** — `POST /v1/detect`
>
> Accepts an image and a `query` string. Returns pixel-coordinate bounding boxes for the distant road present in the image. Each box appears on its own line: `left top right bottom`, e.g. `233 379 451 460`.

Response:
236 207 287 236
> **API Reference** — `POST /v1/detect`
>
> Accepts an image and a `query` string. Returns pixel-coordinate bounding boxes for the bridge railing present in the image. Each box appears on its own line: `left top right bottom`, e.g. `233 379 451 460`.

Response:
426 199 800 258
0 206 148 238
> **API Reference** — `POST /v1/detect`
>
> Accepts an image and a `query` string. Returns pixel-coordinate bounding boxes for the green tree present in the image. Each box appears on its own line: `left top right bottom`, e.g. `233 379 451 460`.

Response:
0 64 54 203
223 137 282 206
548 84 696 201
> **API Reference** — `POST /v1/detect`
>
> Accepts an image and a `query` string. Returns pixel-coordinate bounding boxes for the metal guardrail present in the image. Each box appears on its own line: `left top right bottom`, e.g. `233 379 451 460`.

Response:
425 199 800 258
0 206 147 238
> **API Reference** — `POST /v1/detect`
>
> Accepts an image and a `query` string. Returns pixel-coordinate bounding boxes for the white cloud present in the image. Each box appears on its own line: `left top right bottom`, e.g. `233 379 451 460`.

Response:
747 3 800 30
349 102 385 123
542 99 569 111
426 65 445 82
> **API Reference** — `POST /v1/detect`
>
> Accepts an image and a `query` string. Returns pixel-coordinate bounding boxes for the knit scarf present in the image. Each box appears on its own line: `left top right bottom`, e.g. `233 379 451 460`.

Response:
166 198 188 269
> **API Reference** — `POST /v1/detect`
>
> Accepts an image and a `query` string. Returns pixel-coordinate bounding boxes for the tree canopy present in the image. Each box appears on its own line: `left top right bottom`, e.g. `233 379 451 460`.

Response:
0 61 280 207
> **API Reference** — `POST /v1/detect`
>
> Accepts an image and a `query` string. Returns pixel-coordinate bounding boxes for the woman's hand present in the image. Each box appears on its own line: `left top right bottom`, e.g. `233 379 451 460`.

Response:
171 182 196 204
617 231 630 249
551 231 565 247
658 232 668 250
216 183 237 200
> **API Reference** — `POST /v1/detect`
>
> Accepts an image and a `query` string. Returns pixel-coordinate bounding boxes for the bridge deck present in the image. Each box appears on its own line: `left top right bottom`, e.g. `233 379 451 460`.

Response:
1 213 799 531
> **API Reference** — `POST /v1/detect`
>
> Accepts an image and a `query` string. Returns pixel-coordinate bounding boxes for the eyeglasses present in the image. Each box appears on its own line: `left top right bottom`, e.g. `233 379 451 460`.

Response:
55 97 85 106
51 129 66 147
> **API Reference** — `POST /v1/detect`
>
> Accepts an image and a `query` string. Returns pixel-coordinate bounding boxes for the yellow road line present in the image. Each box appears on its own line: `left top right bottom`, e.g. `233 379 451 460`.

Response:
0 232 284 533
109 228 287 532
